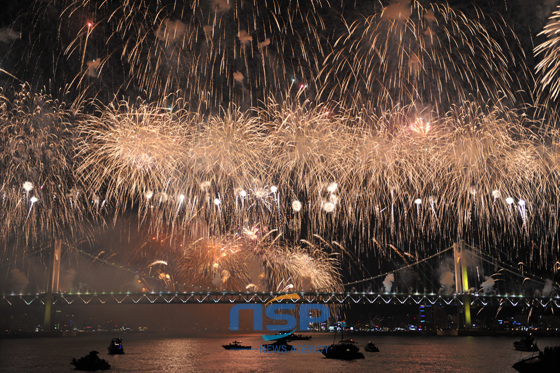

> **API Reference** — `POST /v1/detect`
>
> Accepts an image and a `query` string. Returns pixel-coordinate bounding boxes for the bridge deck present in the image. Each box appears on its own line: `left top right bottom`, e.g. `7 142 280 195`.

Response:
2 291 559 308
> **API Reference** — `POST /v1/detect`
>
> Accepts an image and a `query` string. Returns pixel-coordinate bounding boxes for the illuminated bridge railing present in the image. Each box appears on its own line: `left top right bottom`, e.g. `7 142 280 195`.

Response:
2 291 560 308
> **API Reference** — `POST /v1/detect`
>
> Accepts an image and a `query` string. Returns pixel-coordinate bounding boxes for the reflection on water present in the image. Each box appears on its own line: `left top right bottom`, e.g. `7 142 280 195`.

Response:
1 333 559 372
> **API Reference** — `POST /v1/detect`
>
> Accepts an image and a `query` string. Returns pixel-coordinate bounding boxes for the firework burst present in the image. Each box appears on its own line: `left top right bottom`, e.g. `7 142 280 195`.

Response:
0 85 92 247
117 221 342 292
535 6 560 105
46 0 327 110
73 96 560 274
76 101 194 213
3 1 560 291
319 1 527 111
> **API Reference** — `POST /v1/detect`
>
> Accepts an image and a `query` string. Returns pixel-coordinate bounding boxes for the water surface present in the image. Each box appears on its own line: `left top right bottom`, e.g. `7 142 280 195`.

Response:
1 333 558 372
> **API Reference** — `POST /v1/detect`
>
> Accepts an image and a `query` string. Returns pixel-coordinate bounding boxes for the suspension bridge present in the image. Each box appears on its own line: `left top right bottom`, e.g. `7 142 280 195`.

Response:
2 290 559 308
2 240 558 331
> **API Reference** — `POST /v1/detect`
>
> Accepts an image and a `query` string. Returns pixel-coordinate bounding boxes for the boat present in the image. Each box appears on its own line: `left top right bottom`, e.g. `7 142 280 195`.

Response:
269 331 312 341
514 335 539 352
512 346 560 373
364 341 379 353
222 341 251 350
436 329 459 336
322 339 365 360
288 333 312 341
71 351 111 371
108 338 124 355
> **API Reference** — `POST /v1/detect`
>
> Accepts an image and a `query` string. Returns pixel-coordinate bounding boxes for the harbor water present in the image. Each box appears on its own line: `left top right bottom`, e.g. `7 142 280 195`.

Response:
1 333 559 372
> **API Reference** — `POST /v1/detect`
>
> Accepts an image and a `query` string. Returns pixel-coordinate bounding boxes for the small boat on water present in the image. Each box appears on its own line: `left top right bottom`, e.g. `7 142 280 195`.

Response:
322 339 365 360
512 346 560 373
364 341 379 353
71 350 111 371
222 341 251 350
108 338 124 355
513 335 539 352
288 333 312 341
269 331 312 341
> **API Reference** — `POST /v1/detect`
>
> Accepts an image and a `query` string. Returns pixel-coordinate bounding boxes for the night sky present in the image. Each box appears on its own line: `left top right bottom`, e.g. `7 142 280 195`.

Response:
2 0 560 332
1 0 558 106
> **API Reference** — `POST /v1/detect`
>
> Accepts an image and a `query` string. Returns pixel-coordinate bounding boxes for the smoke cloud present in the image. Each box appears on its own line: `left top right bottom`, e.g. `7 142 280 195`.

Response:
383 273 394 293
0 28 20 44
439 271 455 294
60 268 77 292
9 268 29 292
438 257 455 294
480 276 495 294
543 278 554 296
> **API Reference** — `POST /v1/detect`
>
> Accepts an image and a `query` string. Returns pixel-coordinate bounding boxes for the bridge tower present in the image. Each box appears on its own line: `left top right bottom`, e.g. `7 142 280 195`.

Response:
454 241 471 328
43 238 61 330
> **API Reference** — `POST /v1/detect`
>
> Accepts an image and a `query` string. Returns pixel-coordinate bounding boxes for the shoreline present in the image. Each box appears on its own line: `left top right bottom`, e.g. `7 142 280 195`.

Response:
3 329 560 339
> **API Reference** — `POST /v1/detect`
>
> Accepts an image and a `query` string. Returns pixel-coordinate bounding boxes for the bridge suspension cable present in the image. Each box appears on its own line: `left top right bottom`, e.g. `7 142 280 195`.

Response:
342 245 454 288
463 242 548 286
0 245 52 270
343 242 553 289
73 245 213 292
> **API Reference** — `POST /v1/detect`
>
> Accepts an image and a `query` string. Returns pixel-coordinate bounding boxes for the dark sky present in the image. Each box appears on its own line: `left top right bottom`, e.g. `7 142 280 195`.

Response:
1 0 560 331
1 0 558 100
